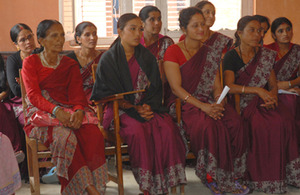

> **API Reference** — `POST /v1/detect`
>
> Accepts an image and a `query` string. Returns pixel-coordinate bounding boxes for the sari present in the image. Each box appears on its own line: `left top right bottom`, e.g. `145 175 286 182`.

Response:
91 40 186 194
164 44 247 192
66 51 103 105
231 47 300 193
265 42 300 142
22 54 108 195
0 132 21 195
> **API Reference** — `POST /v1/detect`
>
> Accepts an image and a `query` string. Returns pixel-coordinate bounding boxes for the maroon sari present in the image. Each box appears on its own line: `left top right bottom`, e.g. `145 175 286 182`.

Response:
103 56 186 195
165 45 247 192
234 47 300 193
266 42 300 143
22 55 108 194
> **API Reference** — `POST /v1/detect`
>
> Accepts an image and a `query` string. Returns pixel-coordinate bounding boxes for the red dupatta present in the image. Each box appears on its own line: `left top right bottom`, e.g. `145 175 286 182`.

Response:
235 47 277 111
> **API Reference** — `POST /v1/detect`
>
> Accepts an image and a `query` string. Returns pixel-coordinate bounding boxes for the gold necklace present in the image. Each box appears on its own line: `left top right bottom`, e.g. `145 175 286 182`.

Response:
184 39 193 58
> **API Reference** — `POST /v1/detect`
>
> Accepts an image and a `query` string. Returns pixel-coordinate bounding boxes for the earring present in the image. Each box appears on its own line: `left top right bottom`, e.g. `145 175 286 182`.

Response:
16 46 20 50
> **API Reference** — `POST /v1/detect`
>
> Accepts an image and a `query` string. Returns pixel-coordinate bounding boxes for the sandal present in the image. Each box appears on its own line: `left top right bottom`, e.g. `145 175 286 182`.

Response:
206 182 224 195
233 180 249 195
41 166 59 184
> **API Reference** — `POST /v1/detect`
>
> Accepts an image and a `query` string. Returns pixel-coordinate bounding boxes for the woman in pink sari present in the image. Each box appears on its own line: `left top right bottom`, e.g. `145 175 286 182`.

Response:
224 16 300 193
91 13 186 195
179 1 233 63
164 7 248 195
66 21 104 105
22 19 108 195
139 5 174 81
265 17 300 141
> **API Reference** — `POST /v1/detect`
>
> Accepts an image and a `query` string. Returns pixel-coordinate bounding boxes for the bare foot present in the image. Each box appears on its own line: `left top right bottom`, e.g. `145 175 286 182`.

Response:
86 185 100 195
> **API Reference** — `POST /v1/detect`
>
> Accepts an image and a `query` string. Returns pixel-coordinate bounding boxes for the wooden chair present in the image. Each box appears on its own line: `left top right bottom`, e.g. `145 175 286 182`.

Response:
92 64 144 195
19 69 53 195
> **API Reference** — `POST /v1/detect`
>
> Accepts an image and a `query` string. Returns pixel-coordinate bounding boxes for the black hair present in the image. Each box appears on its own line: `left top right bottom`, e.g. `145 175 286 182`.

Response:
138 5 161 22
253 15 270 31
234 15 259 47
110 13 140 48
74 21 97 44
179 7 203 30
271 17 292 35
10 23 33 43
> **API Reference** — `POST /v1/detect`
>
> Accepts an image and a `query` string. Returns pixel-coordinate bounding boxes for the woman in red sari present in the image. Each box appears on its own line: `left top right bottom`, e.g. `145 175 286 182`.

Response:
224 16 300 193
265 17 300 140
22 20 108 195
164 7 248 195
139 5 174 81
66 21 104 105
179 1 233 62
91 13 186 195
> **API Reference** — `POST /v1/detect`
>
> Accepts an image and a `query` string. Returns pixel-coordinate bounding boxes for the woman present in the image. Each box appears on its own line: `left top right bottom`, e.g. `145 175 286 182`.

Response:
139 5 174 80
179 1 232 62
164 7 248 195
253 15 270 46
6 23 37 126
21 19 108 195
265 17 300 137
223 16 300 193
91 13 186 195
66 21 103 105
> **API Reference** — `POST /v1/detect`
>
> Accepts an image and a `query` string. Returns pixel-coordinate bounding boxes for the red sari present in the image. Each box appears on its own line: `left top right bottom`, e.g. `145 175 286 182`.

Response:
164 44 247 192
230 47 300 193
22 54 108 194
265 42 300 142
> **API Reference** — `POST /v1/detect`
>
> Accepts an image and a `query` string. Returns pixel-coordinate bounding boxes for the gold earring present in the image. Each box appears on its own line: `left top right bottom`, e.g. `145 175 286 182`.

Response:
16 46 20 50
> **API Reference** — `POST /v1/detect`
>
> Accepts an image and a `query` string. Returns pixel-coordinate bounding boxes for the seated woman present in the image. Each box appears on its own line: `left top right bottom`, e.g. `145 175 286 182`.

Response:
265 17 300 140
66 21 104 105
253 15 270 46
179 1 233 62
139 5 174 81
0 54 23 153
223 16 300 193
21 19 108 195
6 23 37 127
163 7 248 195
91 13 186 195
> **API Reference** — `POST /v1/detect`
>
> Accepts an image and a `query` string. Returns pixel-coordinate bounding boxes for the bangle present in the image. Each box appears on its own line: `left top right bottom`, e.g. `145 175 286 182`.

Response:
52 106 60 117
242 85 245 94
288 81 292 88
183 94 192 103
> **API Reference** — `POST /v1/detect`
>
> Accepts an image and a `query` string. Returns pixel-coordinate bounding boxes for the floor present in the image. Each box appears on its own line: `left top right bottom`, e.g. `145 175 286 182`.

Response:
15 162 300 195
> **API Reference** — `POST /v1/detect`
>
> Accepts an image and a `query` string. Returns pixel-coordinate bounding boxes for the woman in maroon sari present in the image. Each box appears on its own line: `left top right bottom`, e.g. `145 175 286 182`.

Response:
224 16 300 193
139 6 174 81
265 17 300 140
22 20 108 195
164 7 248 195
91 13 186 195
179 1 233 62
66 21 104 105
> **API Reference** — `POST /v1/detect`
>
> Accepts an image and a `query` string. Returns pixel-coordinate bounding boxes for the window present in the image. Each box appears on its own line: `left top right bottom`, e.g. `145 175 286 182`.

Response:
60 0 252 46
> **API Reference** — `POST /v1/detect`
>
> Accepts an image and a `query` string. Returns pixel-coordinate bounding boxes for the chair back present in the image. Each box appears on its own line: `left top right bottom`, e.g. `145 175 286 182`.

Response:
19 69 27 113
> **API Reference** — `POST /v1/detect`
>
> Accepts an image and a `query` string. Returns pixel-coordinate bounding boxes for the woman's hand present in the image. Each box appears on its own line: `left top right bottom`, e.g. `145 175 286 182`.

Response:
288 88 300 95
277 81 289 90
135 104 154 121
55 109 72 127
69 110 84 129
257 88 278 110
201 103 224 120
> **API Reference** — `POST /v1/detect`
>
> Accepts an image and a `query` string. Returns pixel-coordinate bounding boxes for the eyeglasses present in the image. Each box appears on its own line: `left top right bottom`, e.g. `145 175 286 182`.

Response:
18 34 34 43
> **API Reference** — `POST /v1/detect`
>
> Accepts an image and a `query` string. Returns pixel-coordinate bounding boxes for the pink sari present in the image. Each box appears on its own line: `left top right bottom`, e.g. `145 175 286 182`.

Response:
165 45 247 192
234 47 300 193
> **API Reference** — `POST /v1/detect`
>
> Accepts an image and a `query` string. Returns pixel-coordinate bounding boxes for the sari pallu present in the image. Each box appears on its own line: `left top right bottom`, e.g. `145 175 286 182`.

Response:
22 55 108 195
91 40 186 194
165 45 247 193
234 47 300 193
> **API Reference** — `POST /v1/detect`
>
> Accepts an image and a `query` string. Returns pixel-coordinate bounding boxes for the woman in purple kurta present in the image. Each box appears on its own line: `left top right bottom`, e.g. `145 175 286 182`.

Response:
164 7 248 195
224 16 300 193
265 17 300 142
91 14 186 195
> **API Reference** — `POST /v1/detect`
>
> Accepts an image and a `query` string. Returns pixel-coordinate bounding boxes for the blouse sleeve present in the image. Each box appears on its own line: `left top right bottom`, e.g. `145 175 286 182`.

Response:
6 54 21 97
0 54 6 92
223 49 244 73
163 44 187 65
22 56 56 114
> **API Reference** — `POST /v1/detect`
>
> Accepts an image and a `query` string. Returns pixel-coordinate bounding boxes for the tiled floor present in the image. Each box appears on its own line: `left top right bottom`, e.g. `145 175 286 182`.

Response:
16 164 300 195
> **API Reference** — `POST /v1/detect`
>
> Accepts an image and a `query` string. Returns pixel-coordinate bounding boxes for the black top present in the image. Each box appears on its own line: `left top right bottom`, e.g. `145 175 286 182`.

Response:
223 48 245 74
6 51 23 97
0 54 6 93
66 51 81 67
